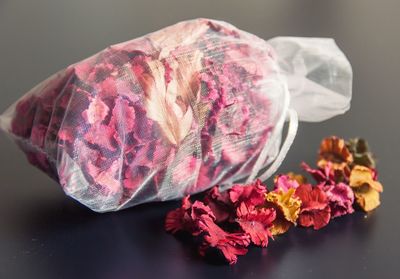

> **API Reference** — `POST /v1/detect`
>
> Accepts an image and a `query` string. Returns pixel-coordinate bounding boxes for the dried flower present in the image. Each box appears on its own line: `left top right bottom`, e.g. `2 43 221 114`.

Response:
295 184 331 230
346 138 376 168
198 214 250 265
229 179 267 207
301 162 336 184
165 196 195 234
302 162 354 218
317 136 353 171
286 172 307 185
165 135 384 264
203 186 234 223
318 183 354 218
349 165 383 211
351 185 381 212
235 202 276 247
274 174 300 192
5 19 277 212
265 188 302 235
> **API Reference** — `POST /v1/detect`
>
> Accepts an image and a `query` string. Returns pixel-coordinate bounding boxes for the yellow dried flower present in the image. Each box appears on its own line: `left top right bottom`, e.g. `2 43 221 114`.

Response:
266 188 302 235
349 165 383 212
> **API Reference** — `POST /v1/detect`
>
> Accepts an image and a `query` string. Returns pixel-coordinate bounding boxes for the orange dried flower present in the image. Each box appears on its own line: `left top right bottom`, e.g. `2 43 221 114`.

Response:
317 136 353 171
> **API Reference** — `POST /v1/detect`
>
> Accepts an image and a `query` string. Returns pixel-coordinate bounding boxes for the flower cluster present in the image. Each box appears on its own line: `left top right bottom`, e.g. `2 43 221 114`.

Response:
165 136 383 264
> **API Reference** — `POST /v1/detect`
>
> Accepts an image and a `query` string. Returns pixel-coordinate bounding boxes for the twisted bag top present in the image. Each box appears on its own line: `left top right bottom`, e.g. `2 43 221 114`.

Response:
0 19 352 212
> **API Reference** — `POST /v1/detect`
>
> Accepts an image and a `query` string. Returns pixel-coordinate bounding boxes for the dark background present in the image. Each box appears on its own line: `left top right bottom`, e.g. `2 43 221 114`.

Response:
0 0 399 278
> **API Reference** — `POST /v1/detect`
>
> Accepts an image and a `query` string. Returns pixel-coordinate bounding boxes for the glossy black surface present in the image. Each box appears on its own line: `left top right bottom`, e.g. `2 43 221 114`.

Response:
0 1 399 278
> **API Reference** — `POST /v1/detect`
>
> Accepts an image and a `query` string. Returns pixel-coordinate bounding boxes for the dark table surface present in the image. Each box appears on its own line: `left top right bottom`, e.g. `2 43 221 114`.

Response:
1 0 399 278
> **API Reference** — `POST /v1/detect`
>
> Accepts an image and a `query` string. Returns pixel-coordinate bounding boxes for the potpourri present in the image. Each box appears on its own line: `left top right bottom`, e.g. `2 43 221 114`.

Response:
165 136 383 264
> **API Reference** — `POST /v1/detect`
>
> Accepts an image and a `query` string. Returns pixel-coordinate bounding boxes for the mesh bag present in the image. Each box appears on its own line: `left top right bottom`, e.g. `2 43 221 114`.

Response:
0 19 352 212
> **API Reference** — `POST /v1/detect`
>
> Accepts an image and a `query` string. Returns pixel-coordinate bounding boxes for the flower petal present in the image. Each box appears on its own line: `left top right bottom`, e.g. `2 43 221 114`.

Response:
274 174 300 192
298 206 331 230
295 184 331 230
204 186 234 223
319 182 354 218
229 179 267 207
353 185 381 212
235 202 276 247
346 138 376 168
286 172 307 185
267 188 301 220
317 136 353 171
295 184 329 211
198 214 250 265
349 165 383 192
165 196 193 234
82 96 109 125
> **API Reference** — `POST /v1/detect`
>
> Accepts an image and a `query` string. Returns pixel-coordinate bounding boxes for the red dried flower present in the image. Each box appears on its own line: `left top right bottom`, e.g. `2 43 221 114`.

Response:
165 196 193 234
203 186 234 223
198 214 250 265
165 196 217 234
295 184 331 230
235 202 276 247
302 162 354 218
229 179 267 207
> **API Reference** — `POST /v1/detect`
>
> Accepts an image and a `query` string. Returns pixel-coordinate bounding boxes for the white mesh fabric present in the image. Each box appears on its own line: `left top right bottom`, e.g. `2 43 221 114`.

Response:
0 19 352 212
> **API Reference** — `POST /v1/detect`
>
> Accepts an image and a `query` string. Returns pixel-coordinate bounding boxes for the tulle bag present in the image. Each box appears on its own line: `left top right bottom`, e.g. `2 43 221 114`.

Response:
0 19 352 212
